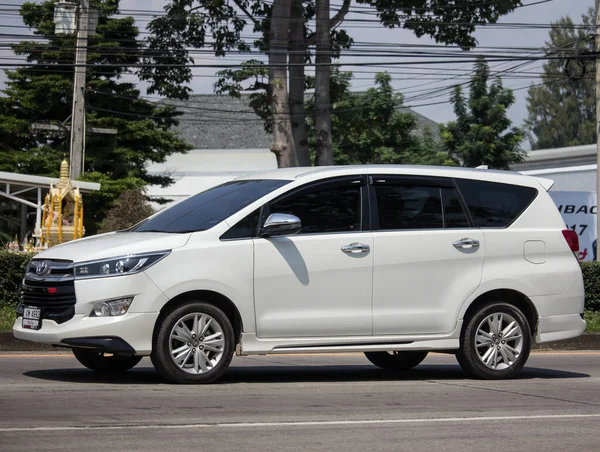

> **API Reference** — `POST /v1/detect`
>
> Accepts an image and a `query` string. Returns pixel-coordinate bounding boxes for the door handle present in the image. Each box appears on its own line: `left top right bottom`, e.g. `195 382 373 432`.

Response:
453 238 480 249
341 242 370 254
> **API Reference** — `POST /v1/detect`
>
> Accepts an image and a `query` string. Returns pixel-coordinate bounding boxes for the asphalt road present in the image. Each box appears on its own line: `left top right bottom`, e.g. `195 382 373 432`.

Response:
0 352 599 452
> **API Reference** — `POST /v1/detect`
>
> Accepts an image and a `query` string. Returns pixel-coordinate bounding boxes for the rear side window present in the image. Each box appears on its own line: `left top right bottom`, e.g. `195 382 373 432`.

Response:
455 179 538 228
375 185 443 230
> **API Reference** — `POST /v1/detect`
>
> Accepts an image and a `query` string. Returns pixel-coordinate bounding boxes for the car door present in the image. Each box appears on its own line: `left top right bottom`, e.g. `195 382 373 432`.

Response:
253 176 374 338
370 175 485 335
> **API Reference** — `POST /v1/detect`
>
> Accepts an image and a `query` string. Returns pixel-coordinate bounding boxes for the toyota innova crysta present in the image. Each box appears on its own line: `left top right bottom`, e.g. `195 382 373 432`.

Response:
14 166 586 383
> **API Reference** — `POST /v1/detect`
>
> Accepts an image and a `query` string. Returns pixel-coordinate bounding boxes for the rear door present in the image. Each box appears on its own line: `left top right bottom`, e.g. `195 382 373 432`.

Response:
370 175 485 335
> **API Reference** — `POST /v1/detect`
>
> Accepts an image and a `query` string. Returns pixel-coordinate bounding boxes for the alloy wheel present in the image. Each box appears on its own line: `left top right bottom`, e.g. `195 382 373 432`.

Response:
474 312 524 370
168 313 225 375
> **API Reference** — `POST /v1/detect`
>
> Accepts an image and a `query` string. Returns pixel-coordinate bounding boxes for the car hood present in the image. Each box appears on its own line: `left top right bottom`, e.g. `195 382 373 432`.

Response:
34 232 191 262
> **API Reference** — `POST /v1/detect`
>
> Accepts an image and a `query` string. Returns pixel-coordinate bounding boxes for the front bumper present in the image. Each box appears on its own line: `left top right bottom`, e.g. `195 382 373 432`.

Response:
13 272 168 355
13 312 159 355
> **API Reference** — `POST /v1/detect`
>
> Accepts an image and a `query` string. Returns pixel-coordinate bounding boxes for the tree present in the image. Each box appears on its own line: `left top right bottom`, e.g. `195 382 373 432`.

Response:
0 0 190 234
142 0 523 167
526 8 595 150
98 188 154 233
320 71 453 166
440 58 525 170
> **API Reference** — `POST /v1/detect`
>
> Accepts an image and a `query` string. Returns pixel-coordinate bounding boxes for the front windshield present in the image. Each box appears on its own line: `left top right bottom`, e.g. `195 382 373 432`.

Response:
132 179 289 233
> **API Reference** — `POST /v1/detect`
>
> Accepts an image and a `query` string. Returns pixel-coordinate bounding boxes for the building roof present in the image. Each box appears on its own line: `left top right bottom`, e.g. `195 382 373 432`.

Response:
511 144 595 171
0 171 101 192
166 94 439 149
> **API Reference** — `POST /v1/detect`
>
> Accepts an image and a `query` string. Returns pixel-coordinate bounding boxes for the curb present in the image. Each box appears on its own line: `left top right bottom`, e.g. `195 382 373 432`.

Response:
2 331 600 352
532 333 600 351
0 332 55 351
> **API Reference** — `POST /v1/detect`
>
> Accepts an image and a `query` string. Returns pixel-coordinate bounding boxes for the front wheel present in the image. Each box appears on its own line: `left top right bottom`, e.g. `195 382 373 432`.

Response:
364 351 428 371
151 302 235 384
72 349 142 373
456 302 532 380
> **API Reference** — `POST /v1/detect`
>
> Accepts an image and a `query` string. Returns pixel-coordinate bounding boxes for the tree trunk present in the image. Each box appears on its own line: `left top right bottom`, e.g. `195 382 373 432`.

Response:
314 0 333 166
269 0 297 168
289 0 310 166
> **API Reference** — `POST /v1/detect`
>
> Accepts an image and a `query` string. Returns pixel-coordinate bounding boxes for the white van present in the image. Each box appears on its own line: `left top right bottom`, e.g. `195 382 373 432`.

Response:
14 165 585 383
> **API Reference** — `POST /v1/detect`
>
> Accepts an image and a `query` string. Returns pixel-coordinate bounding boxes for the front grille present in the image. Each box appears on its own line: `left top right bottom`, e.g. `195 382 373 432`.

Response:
26 259 73 277
20 259 76 325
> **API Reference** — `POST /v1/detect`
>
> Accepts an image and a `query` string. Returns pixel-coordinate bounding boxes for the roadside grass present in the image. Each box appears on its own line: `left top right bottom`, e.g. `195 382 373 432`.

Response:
0 306 599 333
585 310 600 333
0 305 15 331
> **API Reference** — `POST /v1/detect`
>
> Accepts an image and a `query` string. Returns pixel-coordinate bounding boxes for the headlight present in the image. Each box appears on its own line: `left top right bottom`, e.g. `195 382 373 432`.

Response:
74 251 170 279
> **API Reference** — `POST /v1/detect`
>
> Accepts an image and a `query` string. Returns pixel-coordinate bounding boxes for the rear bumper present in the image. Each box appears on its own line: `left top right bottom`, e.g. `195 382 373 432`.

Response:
535 313 586 343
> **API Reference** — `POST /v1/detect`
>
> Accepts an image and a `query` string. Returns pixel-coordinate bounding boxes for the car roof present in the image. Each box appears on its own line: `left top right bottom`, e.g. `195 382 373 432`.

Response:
234 165 552 190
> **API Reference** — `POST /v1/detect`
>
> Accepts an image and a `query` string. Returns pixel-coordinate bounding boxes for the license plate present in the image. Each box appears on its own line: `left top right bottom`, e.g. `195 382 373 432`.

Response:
22 307 41 330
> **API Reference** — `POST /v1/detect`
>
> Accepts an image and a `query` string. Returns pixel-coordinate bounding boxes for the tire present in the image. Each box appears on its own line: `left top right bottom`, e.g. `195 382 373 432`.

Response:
72 348 142 373
364 351 428 371
151 302 235 384
456 302 532 380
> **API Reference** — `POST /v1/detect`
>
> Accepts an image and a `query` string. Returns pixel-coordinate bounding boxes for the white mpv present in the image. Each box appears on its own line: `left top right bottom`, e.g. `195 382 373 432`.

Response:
14 166 585 383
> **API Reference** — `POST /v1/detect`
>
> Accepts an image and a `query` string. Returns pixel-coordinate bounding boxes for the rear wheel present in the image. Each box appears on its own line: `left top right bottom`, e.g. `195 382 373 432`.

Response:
364 351 428 371
72 349 142 373
456 302 531 379
151 302 235 384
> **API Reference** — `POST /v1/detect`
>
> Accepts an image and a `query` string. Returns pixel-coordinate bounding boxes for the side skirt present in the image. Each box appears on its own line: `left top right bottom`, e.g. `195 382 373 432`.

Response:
238 323 462 356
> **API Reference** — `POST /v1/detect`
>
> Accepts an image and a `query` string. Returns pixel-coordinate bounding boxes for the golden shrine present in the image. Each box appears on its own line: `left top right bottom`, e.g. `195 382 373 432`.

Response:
40 159 85 247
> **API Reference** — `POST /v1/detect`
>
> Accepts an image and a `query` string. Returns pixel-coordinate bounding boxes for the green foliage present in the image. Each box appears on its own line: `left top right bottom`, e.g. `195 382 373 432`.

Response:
584 310 600 333
361 0 522 49
0 305 16 331
526 8 595 150
0 251 33 310
581 262 600 312
0 1 191 232
143 0 521 101
440 58 525 170
316 72 453 166
98 188 155 233
79 172 147 235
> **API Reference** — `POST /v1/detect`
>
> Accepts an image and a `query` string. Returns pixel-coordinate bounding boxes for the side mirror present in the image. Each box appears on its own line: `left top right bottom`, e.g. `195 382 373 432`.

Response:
261 213 302 237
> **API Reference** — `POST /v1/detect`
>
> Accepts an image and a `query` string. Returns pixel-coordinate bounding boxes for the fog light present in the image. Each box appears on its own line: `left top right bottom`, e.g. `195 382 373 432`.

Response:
92 298 134 317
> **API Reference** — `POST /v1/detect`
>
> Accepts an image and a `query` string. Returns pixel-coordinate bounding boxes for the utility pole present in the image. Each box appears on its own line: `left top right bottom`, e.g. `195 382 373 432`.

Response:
595 0 600 261
69 0 89 181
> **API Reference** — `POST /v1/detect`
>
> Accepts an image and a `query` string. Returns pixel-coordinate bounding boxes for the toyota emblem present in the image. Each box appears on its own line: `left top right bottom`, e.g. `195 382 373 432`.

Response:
36 261 49 276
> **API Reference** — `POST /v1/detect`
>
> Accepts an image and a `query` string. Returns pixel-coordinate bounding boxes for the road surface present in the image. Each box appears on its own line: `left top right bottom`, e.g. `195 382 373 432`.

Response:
0 352 599 451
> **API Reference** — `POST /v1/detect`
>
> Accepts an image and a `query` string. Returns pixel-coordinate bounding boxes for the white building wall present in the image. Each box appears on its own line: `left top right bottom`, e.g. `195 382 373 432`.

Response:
146 148 278 205
521 165 596 192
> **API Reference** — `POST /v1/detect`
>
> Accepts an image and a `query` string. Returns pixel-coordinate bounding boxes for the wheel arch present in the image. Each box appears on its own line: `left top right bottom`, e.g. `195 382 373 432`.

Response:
153 290 244 346
460 289 539 337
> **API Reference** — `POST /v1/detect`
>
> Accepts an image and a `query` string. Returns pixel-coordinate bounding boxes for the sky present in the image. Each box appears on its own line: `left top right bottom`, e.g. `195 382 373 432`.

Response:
0 0 594 148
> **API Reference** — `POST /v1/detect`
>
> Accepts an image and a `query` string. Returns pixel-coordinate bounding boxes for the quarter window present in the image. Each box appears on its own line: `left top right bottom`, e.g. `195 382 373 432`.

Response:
221 209 261 240
375 185 443 230
455 179 538 227
270 183 361 234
